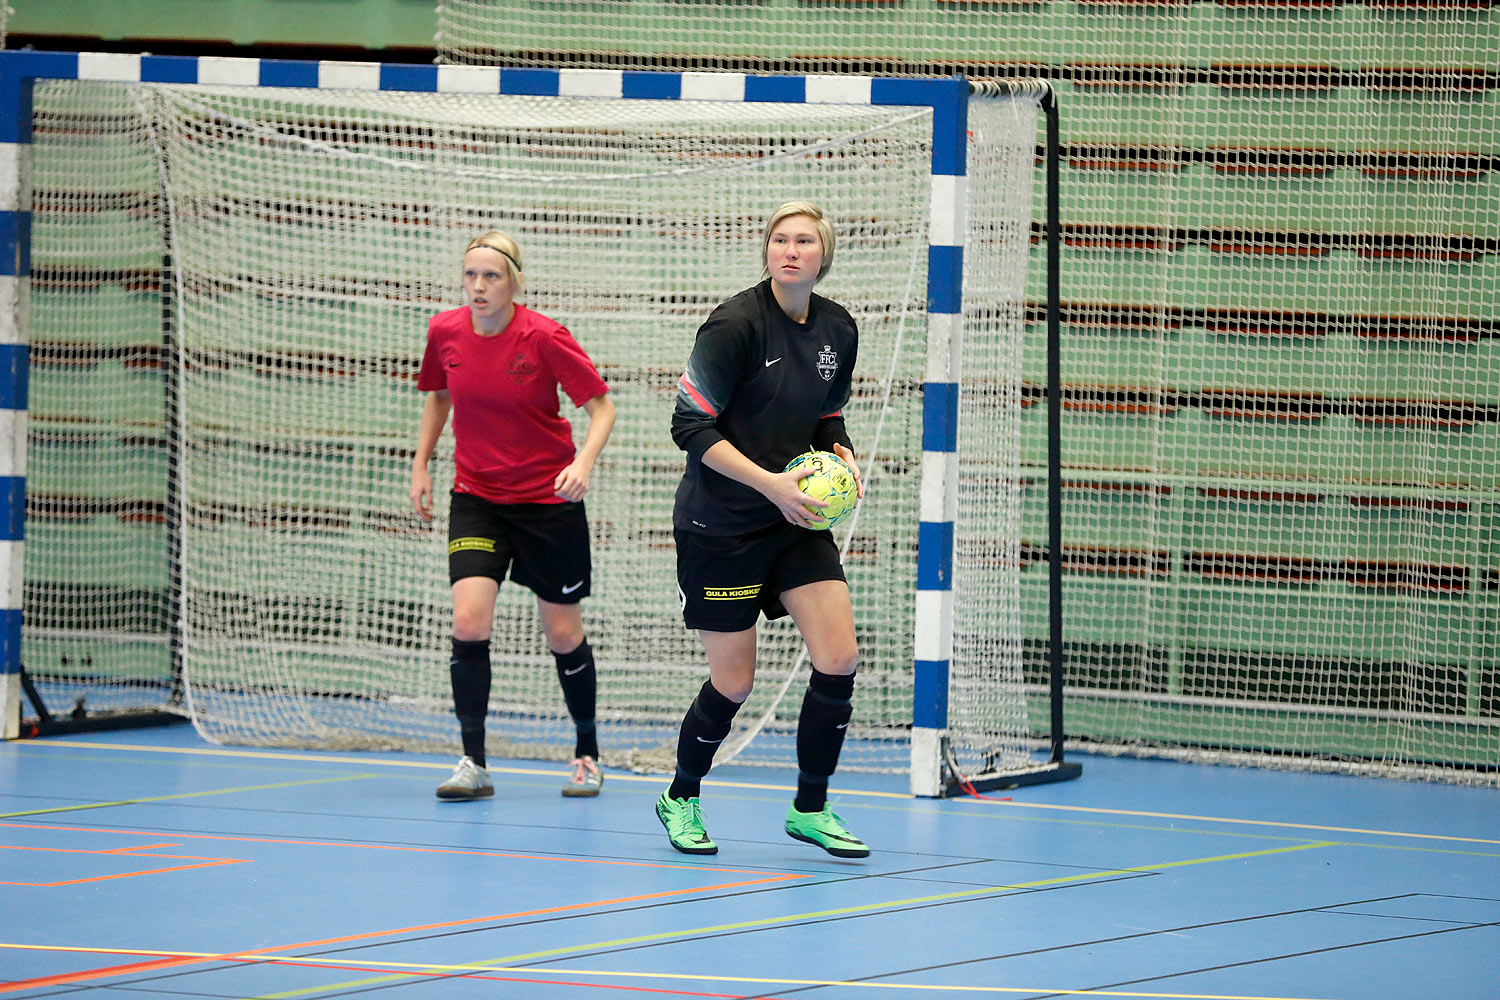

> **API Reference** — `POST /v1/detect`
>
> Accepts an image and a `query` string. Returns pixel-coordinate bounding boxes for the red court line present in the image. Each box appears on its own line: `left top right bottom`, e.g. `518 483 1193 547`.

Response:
2 955 207 992
190 956 750 998
2 839 810 995
0 821 770 874
3 859 246 888
12 950 748 998
0 843 251 887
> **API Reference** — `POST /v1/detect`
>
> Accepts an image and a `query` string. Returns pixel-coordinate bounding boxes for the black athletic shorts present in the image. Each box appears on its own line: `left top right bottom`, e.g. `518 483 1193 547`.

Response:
675 522 845 632
448 491 591 604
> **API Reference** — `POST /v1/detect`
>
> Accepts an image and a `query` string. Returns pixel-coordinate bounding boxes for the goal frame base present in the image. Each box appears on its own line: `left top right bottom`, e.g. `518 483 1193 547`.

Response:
16 663 189 739
942 757 1083 798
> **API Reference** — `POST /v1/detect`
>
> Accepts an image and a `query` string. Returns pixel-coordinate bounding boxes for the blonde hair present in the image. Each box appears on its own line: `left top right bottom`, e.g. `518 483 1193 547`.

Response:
761 201 835 282
464 230 524 288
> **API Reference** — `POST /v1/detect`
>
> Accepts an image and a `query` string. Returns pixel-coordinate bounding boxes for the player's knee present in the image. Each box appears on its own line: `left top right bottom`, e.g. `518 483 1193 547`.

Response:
714 677 754 703
451 608 492 642
542 622 585 654
813 645 859 677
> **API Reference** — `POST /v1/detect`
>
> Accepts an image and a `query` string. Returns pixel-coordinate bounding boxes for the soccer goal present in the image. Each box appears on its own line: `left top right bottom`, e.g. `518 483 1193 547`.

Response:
0 51 1077 796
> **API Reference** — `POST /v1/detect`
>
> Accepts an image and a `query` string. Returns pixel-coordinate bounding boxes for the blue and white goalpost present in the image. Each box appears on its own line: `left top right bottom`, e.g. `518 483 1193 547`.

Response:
0 50 1076 794
0 58 30 740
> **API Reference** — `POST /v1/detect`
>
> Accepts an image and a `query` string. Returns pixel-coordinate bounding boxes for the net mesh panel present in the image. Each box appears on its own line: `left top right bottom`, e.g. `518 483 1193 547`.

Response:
25 82 177 722
24 81 1038 769
950 97 1041 781
435 2 1499 785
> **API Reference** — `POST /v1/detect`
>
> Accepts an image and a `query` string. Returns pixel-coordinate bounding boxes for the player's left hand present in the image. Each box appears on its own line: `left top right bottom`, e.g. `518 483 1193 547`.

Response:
831 443 865 499
554 462 591 502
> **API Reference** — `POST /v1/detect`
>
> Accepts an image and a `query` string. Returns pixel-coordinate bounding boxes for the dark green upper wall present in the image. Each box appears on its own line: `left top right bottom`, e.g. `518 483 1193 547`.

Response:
13 2 1497 72
8 0 437 51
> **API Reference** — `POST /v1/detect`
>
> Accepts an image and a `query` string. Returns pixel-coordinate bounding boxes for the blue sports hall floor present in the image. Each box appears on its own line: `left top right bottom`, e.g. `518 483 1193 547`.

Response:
2 725 1495 999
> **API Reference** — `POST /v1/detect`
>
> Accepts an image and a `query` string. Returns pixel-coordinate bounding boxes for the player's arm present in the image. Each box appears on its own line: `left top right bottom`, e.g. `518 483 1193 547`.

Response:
811 323 863 497
699 439 827 527
830 442 863 500
554 393 615 502
541 324 616 501
674 297 823 525
671 301 752 456
410 389 452 520
811 419 862 501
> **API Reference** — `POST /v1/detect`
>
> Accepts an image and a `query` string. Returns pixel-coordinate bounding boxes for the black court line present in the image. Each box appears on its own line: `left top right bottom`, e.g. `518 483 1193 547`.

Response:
38 800 1080 877
1029 920 1500 1000
1319 909 1492 926
10 859 1025 996
264 876 1161 1000
39 871 1156 999
286 859 1011 957
26 812 936 875
1336 894 1500 909
192 903 1497 1000
745 893 1482 998
14 742 1489 1000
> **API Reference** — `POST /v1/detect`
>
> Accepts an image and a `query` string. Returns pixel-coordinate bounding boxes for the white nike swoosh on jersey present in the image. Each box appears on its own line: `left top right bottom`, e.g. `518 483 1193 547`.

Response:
764 357 782 367
836 723 848 729
561 580 584 594
695 736 726 743
562 664 587 676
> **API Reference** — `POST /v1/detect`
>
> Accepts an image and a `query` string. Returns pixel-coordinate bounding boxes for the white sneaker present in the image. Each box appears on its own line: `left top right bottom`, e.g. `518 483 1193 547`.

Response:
436 756 493 800
562 756 604 797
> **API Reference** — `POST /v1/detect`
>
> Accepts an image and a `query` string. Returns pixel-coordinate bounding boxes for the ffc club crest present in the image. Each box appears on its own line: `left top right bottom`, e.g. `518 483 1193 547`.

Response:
508 353 539 383
816 344 839 382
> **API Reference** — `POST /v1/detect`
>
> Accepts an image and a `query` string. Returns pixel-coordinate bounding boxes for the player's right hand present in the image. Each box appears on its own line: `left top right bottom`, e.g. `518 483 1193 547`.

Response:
770 465 828 527
410 468 434 521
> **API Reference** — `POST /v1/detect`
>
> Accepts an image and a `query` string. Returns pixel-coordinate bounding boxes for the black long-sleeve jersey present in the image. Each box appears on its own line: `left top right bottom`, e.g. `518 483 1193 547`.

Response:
672 279 857 536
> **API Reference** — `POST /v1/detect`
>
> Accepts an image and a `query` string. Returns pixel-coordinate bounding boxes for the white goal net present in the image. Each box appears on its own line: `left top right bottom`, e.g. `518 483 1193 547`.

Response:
22 75 1042 774
431 0 1500 786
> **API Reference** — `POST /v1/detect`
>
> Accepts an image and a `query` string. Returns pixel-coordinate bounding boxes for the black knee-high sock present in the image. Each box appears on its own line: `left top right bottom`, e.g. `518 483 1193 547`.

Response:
667 679 743 801
554 639 598 760
794 669 855 813
450 637 492 768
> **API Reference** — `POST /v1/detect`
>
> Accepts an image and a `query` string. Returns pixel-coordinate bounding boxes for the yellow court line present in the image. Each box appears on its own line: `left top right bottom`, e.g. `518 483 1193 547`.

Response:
0 944 1350 1000
3 819 785 877
12 739 1488 844
12 739 543 772
12 737 910 796
0 774 380 819
250 842 1337 999
484 843 1339 964
986 800 1500 847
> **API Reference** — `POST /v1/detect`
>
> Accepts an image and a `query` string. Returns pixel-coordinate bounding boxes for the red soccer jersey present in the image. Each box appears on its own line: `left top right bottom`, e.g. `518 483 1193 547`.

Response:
417 305 609 504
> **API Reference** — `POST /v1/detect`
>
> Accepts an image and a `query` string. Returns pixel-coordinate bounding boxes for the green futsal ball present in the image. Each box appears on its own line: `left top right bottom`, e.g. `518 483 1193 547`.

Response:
785 450 858 530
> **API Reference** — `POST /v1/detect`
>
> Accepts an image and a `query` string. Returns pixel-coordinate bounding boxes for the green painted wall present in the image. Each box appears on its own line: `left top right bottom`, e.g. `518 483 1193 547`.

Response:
8 0 436 50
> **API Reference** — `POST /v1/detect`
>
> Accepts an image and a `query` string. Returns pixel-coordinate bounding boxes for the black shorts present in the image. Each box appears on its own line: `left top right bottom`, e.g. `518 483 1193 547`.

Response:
448 491 591 604
675 522 846 632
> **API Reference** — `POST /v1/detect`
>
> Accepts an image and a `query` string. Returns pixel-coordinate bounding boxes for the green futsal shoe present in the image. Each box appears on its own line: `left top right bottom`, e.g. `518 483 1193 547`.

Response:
655 792 718 855
785 804 869 858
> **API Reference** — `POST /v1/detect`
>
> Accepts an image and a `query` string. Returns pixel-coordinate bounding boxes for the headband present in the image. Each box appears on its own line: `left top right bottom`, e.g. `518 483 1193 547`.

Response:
471 243 523 273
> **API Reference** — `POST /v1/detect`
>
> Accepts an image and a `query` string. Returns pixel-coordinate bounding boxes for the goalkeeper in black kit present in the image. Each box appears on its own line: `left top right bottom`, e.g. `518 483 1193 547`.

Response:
656 200 870 858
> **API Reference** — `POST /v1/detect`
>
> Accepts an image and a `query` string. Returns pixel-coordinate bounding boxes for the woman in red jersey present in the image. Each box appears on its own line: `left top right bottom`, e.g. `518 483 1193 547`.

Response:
411 231 616 801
